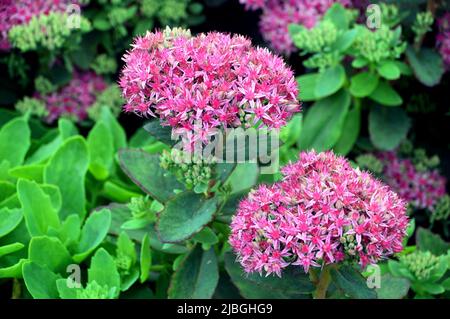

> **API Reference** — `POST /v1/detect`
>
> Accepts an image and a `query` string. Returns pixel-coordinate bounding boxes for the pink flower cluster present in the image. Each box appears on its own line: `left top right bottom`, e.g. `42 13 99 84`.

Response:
437 12 450 70
229 151 408 277
0 0 77 51
377 151 447 211
119 30 300 147
36 71 107 123
239 0 352 55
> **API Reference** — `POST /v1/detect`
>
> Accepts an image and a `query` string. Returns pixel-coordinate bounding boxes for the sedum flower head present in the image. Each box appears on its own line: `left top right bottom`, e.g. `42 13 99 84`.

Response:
431 195 450 223
0 0 87 52
119 28 300 147
377 151 446 211
32 70 108 123
76 281 117 299
230 150 408 277
240 0 352 55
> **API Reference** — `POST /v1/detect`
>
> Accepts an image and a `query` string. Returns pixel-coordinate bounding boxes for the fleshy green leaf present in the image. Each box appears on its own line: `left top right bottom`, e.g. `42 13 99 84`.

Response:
168 246 219 299
73 209 111 263
376 274 410 299
296 73 318 102
330 265 377 299
44 136 89 219
224 253 314 298
140 233 151 284
369 105 411 150
315 64 346 99
22 262 61 299
0 208 23 238
0 117 30 167
0 243 24 258
88 248 121 296
416 227 450 255
17 179 60 237
349 72 379 98
406 46 444 87
87 121 114 180
143 121 175 146
118 149 184 203
299 89 351 152
377 60 401 80
157 192 218 243
368 81 403 106
333 104 361 155
323 3 349 29
28 236 72 273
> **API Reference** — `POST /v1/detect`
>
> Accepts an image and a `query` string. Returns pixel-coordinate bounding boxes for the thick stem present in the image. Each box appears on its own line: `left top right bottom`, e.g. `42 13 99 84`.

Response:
12 279 21 299
314 265 333 299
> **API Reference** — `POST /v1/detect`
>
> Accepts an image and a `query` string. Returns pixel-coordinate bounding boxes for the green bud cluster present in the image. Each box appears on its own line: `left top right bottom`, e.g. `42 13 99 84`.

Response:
76 281 117 299
431 195 450 223
353 25 406 64
115 252 133 275
340 233 358 256
90 54 118 75
292 20 338 53
87 84 123 121
8 12 91 52
412 149 440 172
355 154 384 175
399 251 440 281
15 97 49 118
141 0 201 25
412 12 434 44
380 3 401 27
127 196 156 220
34 76 56 95
160 149 215 193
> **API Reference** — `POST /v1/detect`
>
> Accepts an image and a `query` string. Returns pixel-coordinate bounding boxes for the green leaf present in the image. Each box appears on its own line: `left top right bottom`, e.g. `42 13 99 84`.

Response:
288 23 305 38
352 57 368 68
331 265 377 299
28 236 72 274
168 246 219 299
193 227 219 246
368 81 403 106
22 262 60 299
44 136 89 220
17 179 60 237
143 121 175 146
98 107 126 151
225 163 259 194
376 274 410 299
315 64 346 99
323 3 349 29
224 253 314 298
0 181 15 202
299 89 351 152
333 104 361 155
56 279 82 299
140 233 151 284
0 117 30 167
8 164 44 183
416 227 450 255
157 192 219 243
0 243 24 258
415 282 445 295
349 72 379 98
118 149 184 203
26 118 78 165
332 29 357 52
0 208 23 238
73 209 111 263
296 73 318 102
56 214 81 248
88 248 121 296
369 105 411 150
406 46 444 87
377 61 401 80
87 121 114 180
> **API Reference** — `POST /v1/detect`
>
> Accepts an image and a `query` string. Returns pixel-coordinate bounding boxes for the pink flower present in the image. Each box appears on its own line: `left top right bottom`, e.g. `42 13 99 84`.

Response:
0 0 78 51
377 151 447 211
437 12 450 70
240 0 353 55
229 151 408 276
119 29 300 147
35 70 107 123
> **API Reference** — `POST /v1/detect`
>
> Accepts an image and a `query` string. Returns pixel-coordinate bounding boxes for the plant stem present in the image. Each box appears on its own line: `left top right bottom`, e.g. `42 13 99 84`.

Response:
12 279 21 299
314 265 333 299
